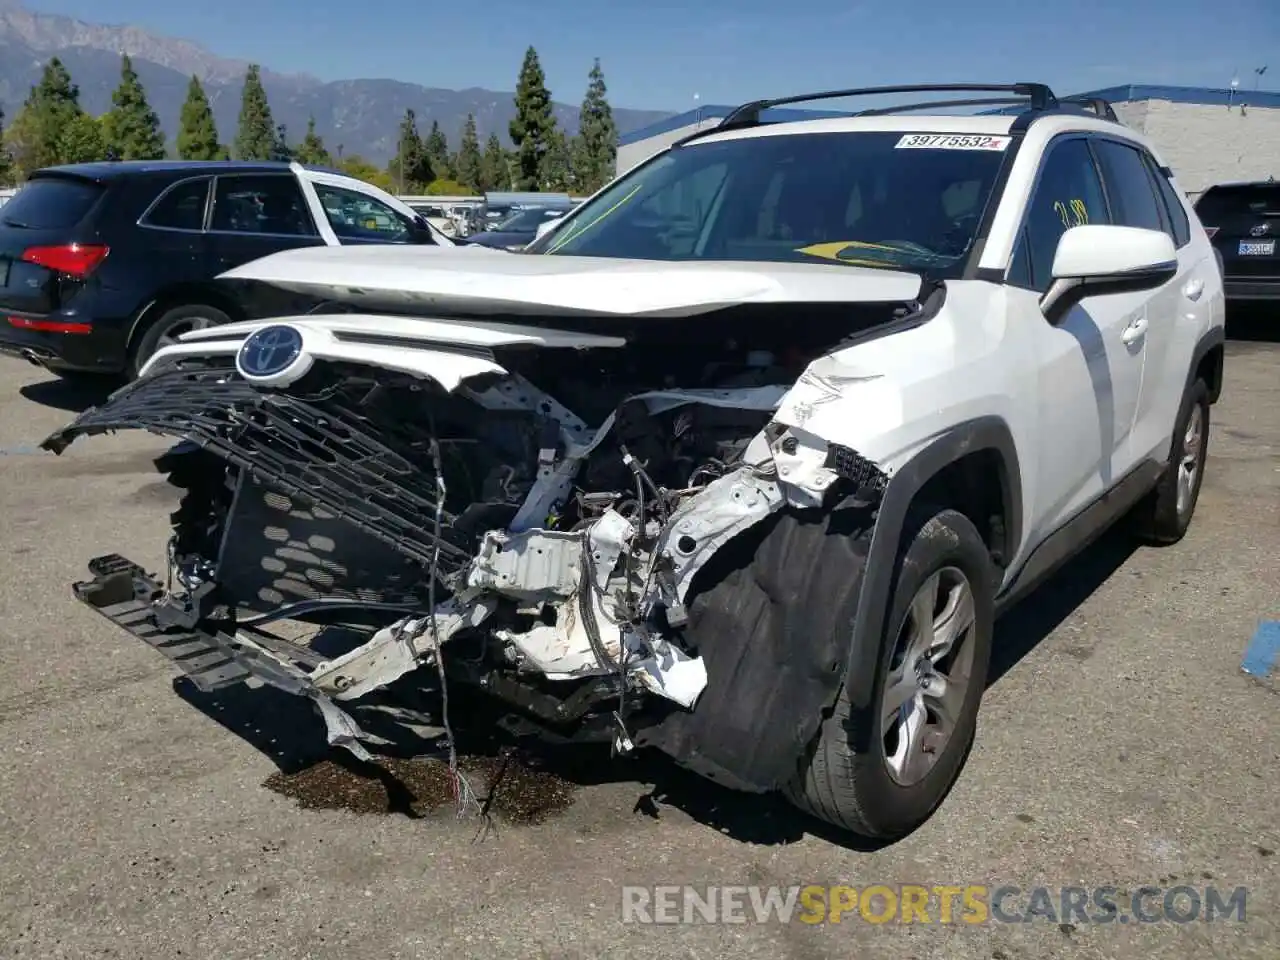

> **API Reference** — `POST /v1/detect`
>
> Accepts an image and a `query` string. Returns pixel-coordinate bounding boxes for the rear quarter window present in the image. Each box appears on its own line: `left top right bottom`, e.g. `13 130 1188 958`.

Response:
0 178 104 229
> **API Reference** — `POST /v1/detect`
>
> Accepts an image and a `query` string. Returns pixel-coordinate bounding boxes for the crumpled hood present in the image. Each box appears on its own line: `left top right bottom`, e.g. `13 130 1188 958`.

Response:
218 244 924 318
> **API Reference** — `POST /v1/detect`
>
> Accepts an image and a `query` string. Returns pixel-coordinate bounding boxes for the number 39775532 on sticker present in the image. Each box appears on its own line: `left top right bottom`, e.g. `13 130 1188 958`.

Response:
895 133 1012 150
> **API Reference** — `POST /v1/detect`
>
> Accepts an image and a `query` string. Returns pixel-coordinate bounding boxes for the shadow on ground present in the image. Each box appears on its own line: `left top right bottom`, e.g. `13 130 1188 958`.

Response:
1225 303 1280 344
19 374 118 413
173 524 1139 851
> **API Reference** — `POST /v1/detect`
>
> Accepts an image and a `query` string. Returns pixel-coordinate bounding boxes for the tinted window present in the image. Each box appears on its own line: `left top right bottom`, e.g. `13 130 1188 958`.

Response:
495 207 567 232
1093 140 1164 232
1013 138 1110 291
530 131 1010 278
141 178 209 231
1144 156 1190 247
0 178 103 230
1194 183 1280 226
211 175 316 236
314 183 413 242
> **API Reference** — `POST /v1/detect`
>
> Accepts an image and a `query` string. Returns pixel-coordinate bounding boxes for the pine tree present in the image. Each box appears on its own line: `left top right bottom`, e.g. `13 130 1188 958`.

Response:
541 128 572 192
271 123 293 162
388 108 433 192
425 119 451 181
233 64 275 161
0 105 10 186
509 46 555 190
5 58 104 175
455 114 482 193
573 58 617 193
101 54 165 160
294 116 331 166
176 75 225 160
479 133 510 191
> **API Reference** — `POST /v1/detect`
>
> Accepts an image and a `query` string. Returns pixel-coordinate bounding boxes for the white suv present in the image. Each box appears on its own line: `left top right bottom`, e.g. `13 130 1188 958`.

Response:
45 83 1225 841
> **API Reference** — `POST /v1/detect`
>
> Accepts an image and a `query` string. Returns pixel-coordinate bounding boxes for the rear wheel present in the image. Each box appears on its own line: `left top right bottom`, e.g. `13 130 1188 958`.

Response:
785 507 994 840
128 304 230 379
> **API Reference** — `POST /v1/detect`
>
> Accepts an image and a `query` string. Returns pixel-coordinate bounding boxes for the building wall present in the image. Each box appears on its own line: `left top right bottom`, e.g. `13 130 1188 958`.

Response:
1128 100 1280 194
616 115 726 176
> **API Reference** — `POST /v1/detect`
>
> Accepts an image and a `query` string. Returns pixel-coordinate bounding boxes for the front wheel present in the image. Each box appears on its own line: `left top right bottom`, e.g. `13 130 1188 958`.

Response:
128 304 231 380
785 507 995 840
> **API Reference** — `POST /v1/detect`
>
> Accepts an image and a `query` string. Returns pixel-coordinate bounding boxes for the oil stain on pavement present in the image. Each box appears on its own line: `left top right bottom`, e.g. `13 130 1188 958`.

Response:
265 751 577 825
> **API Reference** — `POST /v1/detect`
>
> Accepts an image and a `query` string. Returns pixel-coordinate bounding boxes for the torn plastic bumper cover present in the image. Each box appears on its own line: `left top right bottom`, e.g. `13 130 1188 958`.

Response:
45 360 892 791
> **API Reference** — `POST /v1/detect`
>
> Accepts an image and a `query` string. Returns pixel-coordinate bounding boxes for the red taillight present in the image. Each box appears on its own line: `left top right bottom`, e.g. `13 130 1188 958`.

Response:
1203 226 1219 239
20 243 109 277
7 316 92 334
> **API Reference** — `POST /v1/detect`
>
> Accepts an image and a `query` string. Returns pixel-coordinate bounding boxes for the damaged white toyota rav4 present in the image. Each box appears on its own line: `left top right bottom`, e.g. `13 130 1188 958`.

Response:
43 83 1225 841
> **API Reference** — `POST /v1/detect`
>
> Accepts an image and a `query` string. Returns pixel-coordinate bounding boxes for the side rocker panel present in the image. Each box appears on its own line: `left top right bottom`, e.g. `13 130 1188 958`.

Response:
841 416 1022 721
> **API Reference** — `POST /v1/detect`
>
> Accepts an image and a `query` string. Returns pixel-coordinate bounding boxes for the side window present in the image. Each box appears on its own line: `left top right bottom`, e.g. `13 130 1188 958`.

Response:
211 175 317 237
1092 140 1165 233
1012 138 1110 292
1143 155 1191 248
141 178 209 231
313 183 414 243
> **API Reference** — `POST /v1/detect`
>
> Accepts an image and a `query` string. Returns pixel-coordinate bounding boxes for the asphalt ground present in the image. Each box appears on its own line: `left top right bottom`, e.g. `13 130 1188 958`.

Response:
0 310 1276 960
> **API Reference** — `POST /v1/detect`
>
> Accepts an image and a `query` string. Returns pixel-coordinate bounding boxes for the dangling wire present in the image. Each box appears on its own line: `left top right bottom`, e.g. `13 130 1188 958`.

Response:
426 434 482 820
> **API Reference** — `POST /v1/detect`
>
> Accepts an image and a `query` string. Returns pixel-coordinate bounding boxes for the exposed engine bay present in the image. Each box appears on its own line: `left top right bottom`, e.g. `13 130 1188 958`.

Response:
42 302 903 796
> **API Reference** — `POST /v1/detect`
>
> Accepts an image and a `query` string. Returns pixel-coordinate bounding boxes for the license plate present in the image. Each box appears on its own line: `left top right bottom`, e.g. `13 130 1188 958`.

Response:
1238 240 1276 256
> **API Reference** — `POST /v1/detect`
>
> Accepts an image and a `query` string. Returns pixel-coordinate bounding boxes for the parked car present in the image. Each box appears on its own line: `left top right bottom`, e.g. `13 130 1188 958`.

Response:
0 160 452 380
44 82 1224 842
1193 179 1279 300
462 206 570 250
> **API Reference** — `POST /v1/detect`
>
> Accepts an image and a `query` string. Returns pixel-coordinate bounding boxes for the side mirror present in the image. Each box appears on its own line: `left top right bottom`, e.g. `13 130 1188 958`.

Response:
1040 225 1177 323
535 216 564 241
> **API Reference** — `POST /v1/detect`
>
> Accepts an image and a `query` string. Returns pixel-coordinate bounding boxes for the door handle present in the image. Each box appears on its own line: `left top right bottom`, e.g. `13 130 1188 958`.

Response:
1183 279 1204 301
1121 316 1148 345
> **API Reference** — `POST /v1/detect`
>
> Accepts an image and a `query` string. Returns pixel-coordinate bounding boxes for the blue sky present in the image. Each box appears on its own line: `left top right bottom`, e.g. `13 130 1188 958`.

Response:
23 0 1280 112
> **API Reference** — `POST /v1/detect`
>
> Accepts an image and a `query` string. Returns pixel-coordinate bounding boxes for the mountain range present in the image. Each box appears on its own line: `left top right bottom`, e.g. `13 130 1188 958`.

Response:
0 0 674 165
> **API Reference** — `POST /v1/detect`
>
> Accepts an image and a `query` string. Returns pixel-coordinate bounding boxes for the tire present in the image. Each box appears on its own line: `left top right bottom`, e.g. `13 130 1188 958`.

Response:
785 506 995 840
1131 378 1210 545
128 304 231 380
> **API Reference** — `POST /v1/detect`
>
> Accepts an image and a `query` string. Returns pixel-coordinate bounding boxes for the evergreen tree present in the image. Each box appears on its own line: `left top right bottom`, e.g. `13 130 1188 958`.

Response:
479 133 510 191
455 114 482 193
388 108 433 191
425 119 451 180
233 64 275 161
101 54 165 160
541 128 572 191
573 58 618 193
0 105 10 186
294 116 331 166
176 75 225 160
5 58 104 175
509 46 555 190
271 123 293 162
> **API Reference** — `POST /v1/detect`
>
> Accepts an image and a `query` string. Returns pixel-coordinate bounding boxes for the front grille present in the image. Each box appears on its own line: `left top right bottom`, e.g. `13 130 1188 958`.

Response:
42 362 475 578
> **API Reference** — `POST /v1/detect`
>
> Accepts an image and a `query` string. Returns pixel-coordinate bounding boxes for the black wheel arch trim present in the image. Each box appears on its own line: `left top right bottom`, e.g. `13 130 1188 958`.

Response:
126 286 244 354
1185 324 1225 405
842 415 1022 716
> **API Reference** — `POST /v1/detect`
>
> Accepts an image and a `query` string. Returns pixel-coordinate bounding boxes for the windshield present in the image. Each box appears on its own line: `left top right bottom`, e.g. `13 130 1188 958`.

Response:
526 131 1010 277
495 207 563 232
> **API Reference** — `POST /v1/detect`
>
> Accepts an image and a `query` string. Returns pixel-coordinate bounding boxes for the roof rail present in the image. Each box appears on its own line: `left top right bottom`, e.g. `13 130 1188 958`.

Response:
715 83 1058 131
1058 96 1119 121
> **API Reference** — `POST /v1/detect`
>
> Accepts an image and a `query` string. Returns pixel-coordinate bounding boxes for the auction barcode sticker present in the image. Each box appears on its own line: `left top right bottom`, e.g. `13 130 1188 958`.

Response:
895 134 1012 150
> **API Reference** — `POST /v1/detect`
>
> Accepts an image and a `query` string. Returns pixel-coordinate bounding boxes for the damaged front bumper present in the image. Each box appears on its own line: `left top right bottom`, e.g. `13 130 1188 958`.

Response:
46 353 890 781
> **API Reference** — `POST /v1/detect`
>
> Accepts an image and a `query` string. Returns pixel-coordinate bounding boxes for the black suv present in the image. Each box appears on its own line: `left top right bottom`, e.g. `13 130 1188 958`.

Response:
1193 179 1280 300
0 160 445 379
